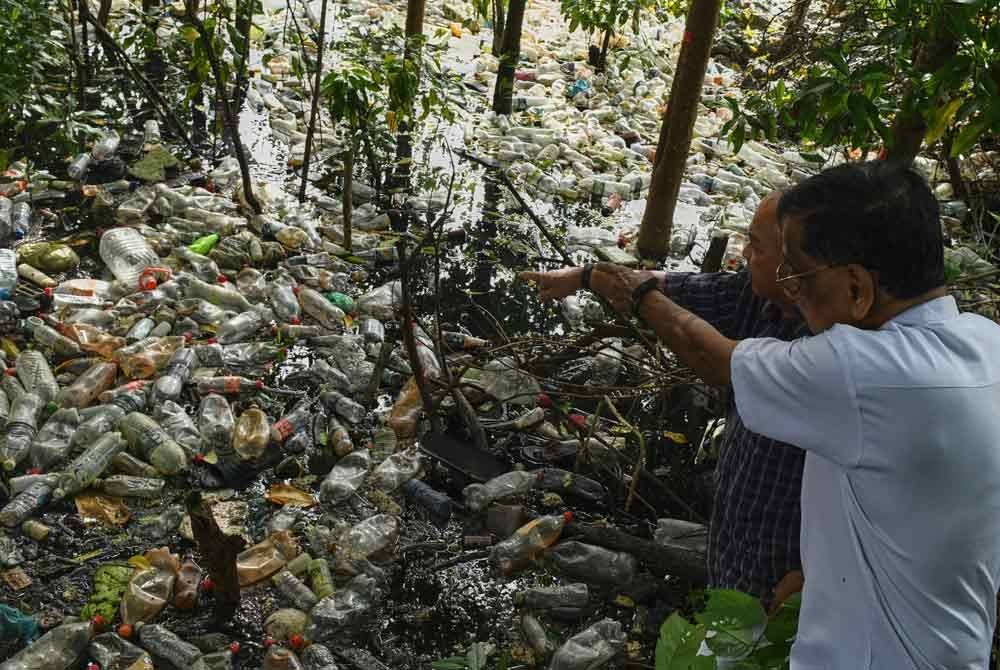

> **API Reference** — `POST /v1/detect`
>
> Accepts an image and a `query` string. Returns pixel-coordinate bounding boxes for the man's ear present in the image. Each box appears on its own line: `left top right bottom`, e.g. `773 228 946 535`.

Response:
846 264 876 320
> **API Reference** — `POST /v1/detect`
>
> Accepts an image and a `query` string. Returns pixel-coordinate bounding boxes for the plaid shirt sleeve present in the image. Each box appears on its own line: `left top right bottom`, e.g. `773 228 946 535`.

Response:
664 271 752 340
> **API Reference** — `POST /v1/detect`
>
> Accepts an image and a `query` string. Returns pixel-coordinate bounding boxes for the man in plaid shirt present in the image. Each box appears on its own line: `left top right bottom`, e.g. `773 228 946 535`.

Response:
523 192 806 603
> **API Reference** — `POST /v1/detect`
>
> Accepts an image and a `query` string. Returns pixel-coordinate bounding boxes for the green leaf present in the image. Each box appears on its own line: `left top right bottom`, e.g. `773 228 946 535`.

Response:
655 613 708 670
847 92 871 135
951 117 989 156
925 97 964 144
748 644 791 669
764 592 801 645
431 656 468 670
466 642 490 670
695 590 766 659
820 48 849 77
180 25 199 42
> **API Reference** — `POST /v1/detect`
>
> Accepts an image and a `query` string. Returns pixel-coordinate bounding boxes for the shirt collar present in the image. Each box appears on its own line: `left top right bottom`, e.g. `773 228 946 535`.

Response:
883 295 959 328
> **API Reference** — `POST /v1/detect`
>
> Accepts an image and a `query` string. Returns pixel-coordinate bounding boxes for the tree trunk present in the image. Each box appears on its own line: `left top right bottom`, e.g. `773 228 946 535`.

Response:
404 0 427 65
597 27 612 72
637 0 722 259
298 0 330 202
78 0 89 105
97 0 112 26
491 0 527 115
187 1 261 213
342 141 354 251
491 0 506 57
185 492 246 623
774 0 811 58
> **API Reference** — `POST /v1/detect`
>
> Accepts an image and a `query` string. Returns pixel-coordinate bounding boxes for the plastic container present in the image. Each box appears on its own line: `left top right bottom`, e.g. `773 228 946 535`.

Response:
0 393 43 471
28 407 79 471
489 512 572 575
463 470 537 513
0 249 17 300
99 227 160 288
320 448 371 504
118 411 188 475
54 431 127 498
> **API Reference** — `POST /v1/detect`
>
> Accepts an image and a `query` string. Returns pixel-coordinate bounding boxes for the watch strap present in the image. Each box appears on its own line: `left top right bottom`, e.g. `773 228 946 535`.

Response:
580 264 593 290
632 276 661 318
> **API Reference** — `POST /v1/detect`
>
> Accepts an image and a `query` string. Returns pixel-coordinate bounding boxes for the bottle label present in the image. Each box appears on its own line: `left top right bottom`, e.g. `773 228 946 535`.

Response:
223 377 243 394
273 419 294 441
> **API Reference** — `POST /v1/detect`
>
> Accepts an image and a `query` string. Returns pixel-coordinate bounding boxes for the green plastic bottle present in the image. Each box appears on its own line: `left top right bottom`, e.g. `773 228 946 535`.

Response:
188 233 220 255
326 291 354 314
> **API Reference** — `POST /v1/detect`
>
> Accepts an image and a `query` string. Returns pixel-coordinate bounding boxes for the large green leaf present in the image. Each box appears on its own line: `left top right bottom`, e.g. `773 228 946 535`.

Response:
695 590 766 659
764 592 801 645
925 97 964 144
656 613 711 670
950 117 989 156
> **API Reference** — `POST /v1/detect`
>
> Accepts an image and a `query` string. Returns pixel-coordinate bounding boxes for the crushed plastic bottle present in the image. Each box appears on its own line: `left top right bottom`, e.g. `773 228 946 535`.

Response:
320 449 371 504
119 411 188 475
28 407 79 471
547 541 638 586
306 574 378 641
548 618 625 670
337 513 399 560
15 351 58 405
54 431 127 499
57 361 119 408
0 619 94 670
272 569 319 610
518 583 590 610
236 531 299 587
370 447 423 491
233 406 270 460
136 623 202 666
120 548 179 625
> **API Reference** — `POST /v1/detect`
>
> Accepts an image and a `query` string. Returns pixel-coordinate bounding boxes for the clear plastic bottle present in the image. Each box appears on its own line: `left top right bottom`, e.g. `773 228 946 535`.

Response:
548 541 638 585
489 512 573 576
534 468 605 504
54 431 127 499
56 360 118 408
72 405 126 449
548 618 624 670
301 643 339 669
233 407 270 460
521 613 555 657
0 619 94 670
0 249 15 299
173 554 203 610
135 623 202 666
371 447 423 491
198 394 235 455
177 274 252 313
1 392 43 470
25 316 81 357
99 474 165 498
297 286 346 330
517 582 589 610
155 400 202 456
262 646 305 670
117 335 186 379
338 513 399 560
62 322 125 359
144 120 161 146
0 480 52 528
216 308 273 345
0 198 10 242
111 451 161 478
309 557 335 600
29 406 79 470
306 574 377 641
15 351 58 405
269 274 301 323
236 531 299 587
151 348 196 405
89 631 154 670
92 129 121 160
266 401 311 446
324 415 353 457
125 316 157 342
99 227 160 288
175 245 222 283
118 411 188 475
272 568 319 610
462 470 537 513
319 390 365 424
311 359 351 393
11 202 31 239
320 448 371 504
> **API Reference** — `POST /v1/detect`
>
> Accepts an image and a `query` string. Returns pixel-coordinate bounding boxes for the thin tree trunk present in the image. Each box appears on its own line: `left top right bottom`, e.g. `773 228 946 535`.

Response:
597 28 612 72
637 0 722 259
774 0 811 58
78 0 89 104
491 0 526 114
342 141 354 251
298 0 330 202
186 493 245 623
404 0 427 65
97 0 112 26
186 1 261 213
491 0 505 57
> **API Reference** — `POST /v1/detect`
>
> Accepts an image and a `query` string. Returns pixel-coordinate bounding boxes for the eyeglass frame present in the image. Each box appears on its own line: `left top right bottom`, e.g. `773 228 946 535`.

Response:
775 261 838 298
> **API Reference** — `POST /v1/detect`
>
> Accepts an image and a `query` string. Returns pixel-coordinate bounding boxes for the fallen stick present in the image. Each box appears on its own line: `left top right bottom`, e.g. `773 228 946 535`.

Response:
563 521 706 582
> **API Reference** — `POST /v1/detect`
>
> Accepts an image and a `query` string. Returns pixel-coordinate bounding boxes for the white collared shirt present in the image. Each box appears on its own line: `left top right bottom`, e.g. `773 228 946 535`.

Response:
731 296 1000 669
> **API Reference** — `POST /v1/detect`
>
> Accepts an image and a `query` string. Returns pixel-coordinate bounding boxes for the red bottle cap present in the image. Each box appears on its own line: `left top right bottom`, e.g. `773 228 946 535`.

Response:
229 641 241 655
255 379 264 390
217 274 228 284
290 317 301 325
292 286 302 296
262 637 275 648
3 368 15 377
43 287 53 298
201 576 214 591
563 511 574 523
289 633 305 650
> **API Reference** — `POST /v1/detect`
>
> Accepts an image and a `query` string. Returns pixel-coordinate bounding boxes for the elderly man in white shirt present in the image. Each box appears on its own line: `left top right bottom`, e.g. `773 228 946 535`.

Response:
524 161 1000 668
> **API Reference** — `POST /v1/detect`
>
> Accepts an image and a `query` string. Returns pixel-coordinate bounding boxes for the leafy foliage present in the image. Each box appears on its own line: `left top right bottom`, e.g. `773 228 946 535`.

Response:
724 0 1000 157
559 0 662 46
655 589 801 670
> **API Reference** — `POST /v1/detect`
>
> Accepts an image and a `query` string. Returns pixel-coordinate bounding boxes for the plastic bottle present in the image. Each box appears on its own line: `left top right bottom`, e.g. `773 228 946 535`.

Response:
297 286 346 330
111 451 161 478
0 619 94 670
0 480 52 528
28 407 78 470
144 119 161 146
548 618 624 670
62 322 126 359
320 449 371 504
11 202 31 239
236 531 299 587
56 360 118 408
99 227 160 288
216 308 273 344
178 274 252 313
96 475 163 499
155 400 201 456
134 623 202 666
25 316 81 357
534 468 605 504
196 376 264 395
175 245 223 283
269 274 301 323
118 335 186 379
233 407 270 460
309 558 335 599
172 554 203 610
15 351 58 405
199 394 235 455
126 317 157 342
463 470 537 512
319 390 365 424
324 415 353 457
92 129 121 160
272 569 319 610
121 549 179 625
151 348 196 405
118 411 188 475
89 632 154 670
370 447 423 491
338 514 399 560
547 541 638 585
55 431 127 498
521 613 555 657
1 392 43 470
301 643 339 669
263 646 305 670
270 400 313 444
0 249 16 299
306 574 377 641
518 582 590 610
401 479 452 528
489 512 572 575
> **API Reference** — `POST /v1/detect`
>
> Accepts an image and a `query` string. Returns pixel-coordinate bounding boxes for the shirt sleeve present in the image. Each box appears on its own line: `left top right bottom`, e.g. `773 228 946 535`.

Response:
665 271 749 340
730 329 863 467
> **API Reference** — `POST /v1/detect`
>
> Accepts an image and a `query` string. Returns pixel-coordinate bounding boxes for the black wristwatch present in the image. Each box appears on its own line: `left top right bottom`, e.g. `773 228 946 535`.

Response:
631 276 661 318
580 264 594 290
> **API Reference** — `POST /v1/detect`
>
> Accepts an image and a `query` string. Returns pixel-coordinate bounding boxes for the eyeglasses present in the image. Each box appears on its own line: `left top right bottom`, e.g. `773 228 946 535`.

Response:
775 261 836 298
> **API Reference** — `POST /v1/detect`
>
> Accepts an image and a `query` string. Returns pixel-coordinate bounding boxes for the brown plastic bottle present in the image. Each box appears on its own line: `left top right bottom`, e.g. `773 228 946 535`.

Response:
63 322 126 359
172 553 203 610
117 336 187 379
233 407 270 460
236 530 299 587
489 511 573 576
